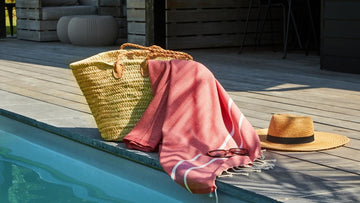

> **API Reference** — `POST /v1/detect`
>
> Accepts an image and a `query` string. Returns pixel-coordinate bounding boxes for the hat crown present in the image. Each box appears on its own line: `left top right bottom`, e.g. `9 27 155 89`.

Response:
257 114 349 151
268 114 314 138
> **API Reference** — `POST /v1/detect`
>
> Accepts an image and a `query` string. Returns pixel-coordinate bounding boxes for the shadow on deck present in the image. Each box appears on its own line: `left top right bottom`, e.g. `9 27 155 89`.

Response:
1 38 360 202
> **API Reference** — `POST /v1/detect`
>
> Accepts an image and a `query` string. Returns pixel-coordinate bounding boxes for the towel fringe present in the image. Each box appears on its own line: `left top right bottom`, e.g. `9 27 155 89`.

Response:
219 150 276 178
208 188 219 203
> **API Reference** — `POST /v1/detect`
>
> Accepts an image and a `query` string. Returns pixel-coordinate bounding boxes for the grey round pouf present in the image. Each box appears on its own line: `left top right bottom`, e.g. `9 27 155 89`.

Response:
68 15 118 46
57 16 74 43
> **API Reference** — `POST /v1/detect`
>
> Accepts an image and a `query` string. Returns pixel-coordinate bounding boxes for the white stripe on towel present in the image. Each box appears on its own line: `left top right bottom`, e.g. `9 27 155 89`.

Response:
171 154 201 180
184 158 225 193
238 114 245 148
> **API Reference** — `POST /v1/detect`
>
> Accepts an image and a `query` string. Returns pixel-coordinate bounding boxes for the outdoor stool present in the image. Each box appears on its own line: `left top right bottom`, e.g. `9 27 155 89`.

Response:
239 0 301 58
57 16 75 43
239 0 317 59
67 15 118 46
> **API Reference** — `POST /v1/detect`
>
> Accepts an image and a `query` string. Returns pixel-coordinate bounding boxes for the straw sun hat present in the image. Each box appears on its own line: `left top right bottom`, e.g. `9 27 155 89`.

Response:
256 114 350 152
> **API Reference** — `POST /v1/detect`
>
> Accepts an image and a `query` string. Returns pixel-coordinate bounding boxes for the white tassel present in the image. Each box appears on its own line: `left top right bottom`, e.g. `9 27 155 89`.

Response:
219 150 276 177
208 188 219 203
219 170 235 177
214 188 219 203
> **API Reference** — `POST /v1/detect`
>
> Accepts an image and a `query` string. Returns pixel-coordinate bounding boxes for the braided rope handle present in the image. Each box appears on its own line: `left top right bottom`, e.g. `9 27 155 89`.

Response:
141 51 192 77
113 43 193 79
120 43 163 51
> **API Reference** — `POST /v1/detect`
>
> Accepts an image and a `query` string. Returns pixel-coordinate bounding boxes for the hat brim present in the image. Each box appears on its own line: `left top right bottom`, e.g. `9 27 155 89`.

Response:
256 128 350 152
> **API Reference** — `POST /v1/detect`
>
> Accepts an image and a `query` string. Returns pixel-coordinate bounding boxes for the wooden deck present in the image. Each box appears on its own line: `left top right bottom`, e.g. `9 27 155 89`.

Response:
1 38 359 202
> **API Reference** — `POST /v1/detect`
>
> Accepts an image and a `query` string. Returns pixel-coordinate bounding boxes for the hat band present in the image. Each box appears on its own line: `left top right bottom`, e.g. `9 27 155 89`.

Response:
267 134 314 144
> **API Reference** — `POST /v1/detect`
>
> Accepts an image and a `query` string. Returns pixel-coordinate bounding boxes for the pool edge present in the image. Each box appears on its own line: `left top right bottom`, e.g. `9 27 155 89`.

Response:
0 108 279 203
0 108 162 171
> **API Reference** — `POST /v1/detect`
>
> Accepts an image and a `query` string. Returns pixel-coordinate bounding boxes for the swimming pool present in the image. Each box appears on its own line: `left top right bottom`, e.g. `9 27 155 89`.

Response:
0 115 241 202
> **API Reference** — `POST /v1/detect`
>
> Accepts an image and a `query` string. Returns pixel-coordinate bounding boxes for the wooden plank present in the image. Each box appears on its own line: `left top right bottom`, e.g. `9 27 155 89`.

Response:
0 82 91 114
15 0 41 8
129 0 283 48
100 0 124 6
166 0 247 9
321 0 360 74
275 148 360 175
16 8 41 20
166 7 282 23
220 76 360 110
229 92 359 119
128 22 145 34
0 43 117 69
1 53 69 69
99 7 126 17
127 34 146 45
167 34 241 49
167 21 243 36
205 58 360 93
324 0 360 19
79 0 99 6
321 56 360 74
241 108 360 145
17 19 57 30
324 20 360 39
252 85 360 109
217 151 360 202
0 60 74 81
228 94 360 132
323 38 360 57
126 0 145 9
166 21 282 36
229 91 360 120
0 66 78 89
1 39 360 203
0 74 86 105
166 33 280 49
17 30 59 41
166 8 243 22
1 45 85 66
0 39 117 59
127 9 146 21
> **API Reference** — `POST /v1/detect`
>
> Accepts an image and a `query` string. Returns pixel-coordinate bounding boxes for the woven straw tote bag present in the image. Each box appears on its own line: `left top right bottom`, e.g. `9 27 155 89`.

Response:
70 43 192 141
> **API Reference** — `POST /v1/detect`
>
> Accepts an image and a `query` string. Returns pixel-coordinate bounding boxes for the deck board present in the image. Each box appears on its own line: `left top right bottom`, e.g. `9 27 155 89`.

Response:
232 95 360 131
1 38 359 202
0 61 77 83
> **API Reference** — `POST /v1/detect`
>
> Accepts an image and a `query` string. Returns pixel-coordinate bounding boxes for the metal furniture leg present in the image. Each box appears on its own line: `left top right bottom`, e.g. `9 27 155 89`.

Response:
306 0 319 55
257 0 272 49
290 5 302 49
283 0 292 59
281 3 286 47
254 0 264 49
239 0 254 54
283 0 303 58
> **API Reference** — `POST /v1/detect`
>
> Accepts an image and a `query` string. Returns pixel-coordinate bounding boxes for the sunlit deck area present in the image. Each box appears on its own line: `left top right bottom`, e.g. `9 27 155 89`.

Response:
1 38 359 202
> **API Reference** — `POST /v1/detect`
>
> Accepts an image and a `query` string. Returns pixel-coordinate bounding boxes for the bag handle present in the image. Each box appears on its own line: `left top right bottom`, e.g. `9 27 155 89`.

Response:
113 43 193 79
141 51 192 77
120 43 163 51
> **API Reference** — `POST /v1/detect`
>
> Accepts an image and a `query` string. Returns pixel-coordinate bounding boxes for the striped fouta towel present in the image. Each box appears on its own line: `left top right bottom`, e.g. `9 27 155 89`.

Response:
123 60 261 194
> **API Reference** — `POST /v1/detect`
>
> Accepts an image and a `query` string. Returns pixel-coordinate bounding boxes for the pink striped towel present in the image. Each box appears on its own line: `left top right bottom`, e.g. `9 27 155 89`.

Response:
123 60 261 194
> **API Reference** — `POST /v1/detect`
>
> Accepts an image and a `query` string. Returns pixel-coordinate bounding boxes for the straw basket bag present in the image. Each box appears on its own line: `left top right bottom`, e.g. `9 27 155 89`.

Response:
70 43 193 141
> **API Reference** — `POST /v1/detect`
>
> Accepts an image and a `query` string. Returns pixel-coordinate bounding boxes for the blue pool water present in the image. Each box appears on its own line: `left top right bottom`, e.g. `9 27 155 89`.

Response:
0 115 240 203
